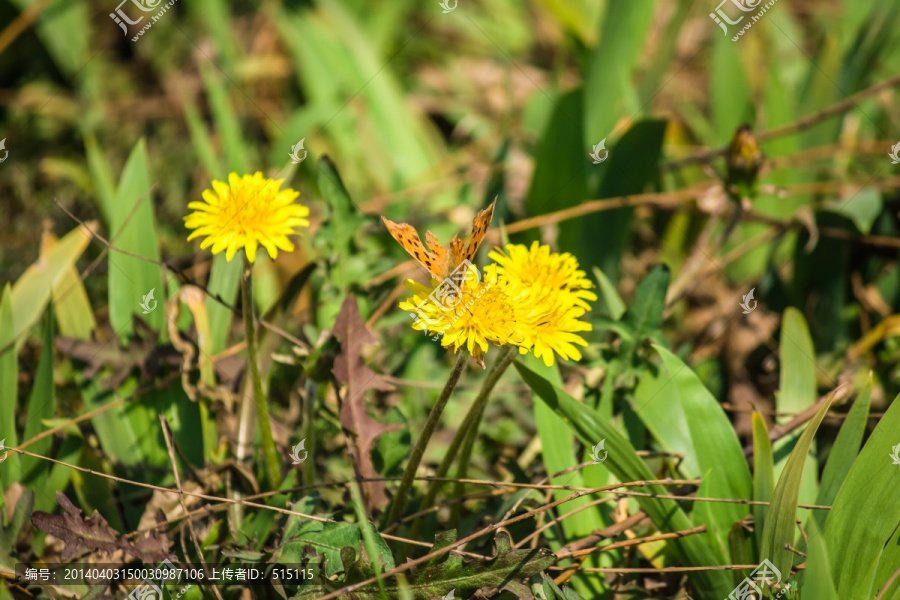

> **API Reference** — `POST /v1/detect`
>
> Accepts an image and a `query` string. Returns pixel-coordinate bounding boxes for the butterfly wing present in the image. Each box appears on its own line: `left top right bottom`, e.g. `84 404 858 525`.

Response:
458 199 496 266
382 217 445 280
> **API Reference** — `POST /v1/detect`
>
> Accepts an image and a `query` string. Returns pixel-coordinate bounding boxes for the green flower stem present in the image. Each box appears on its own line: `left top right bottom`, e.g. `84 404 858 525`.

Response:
384 351 468 530
303 379 318 489
410 346 516 538
241 256 282 489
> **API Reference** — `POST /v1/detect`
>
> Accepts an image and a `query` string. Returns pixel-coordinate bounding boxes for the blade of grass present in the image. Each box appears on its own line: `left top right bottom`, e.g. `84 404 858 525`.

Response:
814 377 871 528
655 346 752 560
0 285 19 486
515 360 735 600
752 413 774 552
760 386 836 577
824 392 900 599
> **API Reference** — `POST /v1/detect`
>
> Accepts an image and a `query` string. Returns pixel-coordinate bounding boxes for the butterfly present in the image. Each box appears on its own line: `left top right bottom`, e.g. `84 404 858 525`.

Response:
382 199 496 281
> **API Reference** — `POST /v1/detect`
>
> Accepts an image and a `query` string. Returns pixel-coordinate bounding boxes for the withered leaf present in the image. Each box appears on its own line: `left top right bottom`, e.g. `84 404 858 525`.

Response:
31 492 170 562
56 322 181 390
332 296 401 510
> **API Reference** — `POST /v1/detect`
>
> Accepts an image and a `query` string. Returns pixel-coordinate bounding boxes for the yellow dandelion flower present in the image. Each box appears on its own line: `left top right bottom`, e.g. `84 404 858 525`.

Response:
514 285 592 367
399 269 523 364
184 172 310 263
486 243 595 367
488 241 597 310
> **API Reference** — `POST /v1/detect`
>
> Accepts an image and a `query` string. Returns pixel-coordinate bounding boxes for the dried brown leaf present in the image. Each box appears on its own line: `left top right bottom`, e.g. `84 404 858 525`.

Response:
332 296 401 510
31 492 170 562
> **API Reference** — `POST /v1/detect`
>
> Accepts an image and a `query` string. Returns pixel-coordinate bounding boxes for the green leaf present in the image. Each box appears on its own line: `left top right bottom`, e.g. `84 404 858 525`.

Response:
108 140 164 338
0 285 19 486
514 360 734 600
635 359 699 477
205 253 242 356
814 378 871 527
654 346 752 559
580 121 667 280
802 517 838 600
525 353 607 599
276 521 361 578
181 94 225 178
199 63 252 173
774 308 819 513
591 266 625 320
316 156 369 297
0 491 33 570
21 308 55 484
760 389 835 577
621 265 670 365
824 392 900 599
752 413 774 550
523 88 586 248
873 527 900 600
584 1 657 143
84 134 117 227
826 188 882 234
710 35 752 144
10 226 91 350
